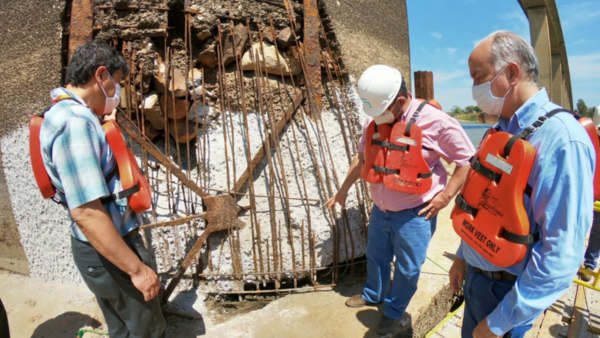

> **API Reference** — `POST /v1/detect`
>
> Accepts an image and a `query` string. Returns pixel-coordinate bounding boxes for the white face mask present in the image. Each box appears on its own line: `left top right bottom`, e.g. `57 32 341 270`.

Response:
472 65 512 116
98 71 121 115
373 99 401 125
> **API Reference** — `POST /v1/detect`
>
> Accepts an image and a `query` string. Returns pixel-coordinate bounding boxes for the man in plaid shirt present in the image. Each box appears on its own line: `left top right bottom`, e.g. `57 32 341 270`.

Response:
39 40 165 338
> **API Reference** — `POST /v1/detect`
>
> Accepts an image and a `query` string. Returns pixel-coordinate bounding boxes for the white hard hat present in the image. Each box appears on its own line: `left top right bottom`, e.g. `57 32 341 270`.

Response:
593 105 600 136
357 65 403 117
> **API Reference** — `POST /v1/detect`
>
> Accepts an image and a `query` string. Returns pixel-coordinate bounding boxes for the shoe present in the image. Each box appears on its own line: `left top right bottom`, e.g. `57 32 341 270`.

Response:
580 270 593 282
345 294 378 308
376 315 399 335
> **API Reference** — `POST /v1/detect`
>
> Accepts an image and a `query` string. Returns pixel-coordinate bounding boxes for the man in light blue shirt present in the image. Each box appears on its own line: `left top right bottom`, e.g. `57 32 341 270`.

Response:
40 40 165 337
449 31 595 338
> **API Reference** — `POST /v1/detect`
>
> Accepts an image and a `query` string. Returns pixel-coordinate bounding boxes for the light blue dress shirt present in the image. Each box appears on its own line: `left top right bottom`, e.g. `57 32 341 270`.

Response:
456 89 595 335
40 88 142 241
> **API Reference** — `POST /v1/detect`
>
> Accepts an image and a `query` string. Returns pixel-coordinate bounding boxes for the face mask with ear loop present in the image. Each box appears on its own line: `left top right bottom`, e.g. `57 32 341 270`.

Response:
98 71 121 115
472 65 513 117
373 97 401 125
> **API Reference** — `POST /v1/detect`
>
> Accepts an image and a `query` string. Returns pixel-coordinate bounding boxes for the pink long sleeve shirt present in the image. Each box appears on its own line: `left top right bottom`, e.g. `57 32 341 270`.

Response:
357 98 476 212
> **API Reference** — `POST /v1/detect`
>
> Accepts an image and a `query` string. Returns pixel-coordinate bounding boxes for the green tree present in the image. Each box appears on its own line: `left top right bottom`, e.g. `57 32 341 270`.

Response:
450 105 462 115
577 99 589 117
589 106 598 117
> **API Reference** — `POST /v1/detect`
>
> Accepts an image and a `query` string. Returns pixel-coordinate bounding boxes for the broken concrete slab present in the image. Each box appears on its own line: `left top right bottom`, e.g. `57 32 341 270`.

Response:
142 92 165 130
188 101 217 123
168 118 198 144
152 59 188 98
161 97 189 120
241 42 302 76
221 23 248 67
197 41 218 69
144 122 163 141
276 27 295 49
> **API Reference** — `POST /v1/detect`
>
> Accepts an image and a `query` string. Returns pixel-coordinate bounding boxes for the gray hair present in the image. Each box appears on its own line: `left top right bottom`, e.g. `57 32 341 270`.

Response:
476 31 539 84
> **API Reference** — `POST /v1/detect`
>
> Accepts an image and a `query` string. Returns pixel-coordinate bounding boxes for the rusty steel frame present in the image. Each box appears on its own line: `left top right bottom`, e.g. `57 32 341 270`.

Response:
77 0 369 297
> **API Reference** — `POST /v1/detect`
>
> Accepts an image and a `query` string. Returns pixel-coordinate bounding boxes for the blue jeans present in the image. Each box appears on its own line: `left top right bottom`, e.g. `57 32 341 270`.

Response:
462 265 532 338
584 210 600 270
361 203 437 319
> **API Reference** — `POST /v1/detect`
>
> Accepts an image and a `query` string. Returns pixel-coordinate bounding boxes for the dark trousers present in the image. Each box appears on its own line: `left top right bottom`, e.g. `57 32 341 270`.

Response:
584 210 600 269
462 265 532 338
71 234 166 338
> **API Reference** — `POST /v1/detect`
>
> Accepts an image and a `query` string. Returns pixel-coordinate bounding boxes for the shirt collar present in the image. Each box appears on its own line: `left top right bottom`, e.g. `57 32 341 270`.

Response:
497 88 549 134
399 93 418 122
50 87 88 107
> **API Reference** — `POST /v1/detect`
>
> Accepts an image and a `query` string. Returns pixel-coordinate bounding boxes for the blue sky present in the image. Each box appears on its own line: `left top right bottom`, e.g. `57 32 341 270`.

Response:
406 0 600 112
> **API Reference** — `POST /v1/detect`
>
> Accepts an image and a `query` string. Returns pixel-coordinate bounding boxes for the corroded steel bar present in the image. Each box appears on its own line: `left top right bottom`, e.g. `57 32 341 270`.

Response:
140 214 206 230
69 0 94 60
303 0 323 117
231 91 304 194
117 111 210 200
216 22 233 193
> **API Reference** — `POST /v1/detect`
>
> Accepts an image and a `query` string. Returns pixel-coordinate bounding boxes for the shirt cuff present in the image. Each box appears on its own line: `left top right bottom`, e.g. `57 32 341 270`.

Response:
486 308 514 336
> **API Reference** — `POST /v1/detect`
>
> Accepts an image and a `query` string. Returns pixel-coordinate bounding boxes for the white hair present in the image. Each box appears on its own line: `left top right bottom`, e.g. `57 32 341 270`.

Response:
476 30 539 84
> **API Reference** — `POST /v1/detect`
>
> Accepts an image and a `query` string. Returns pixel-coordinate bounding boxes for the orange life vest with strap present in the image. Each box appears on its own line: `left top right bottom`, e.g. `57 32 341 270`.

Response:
29 95 151 213
452 108 600 267
360 101 433 194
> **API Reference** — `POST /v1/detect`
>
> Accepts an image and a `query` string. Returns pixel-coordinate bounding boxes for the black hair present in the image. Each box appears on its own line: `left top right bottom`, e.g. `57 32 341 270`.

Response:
65 39 129 86
398 78 408 98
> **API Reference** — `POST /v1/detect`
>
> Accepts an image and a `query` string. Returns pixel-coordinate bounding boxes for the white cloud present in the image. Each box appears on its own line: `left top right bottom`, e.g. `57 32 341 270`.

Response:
445 47 458 56
431 32 443 40
569 52 600 81
560 2 600 29
434 70 469 84
571 38 589 46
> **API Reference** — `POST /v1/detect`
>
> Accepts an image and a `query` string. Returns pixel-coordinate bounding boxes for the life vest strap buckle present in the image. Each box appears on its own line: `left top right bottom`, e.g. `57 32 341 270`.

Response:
470 157 502 183
373 165 400 175
455 194 478 217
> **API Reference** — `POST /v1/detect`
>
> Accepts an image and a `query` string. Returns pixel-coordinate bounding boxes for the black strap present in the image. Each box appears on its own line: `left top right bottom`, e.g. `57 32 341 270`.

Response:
405 101 429 136
501 229 540 244
418 172 433 179
455 194 478 217
504 108 573 157
373 165 399 175
470 157 502 183
100 184 141 204
524 184 533 197
372 140 408 151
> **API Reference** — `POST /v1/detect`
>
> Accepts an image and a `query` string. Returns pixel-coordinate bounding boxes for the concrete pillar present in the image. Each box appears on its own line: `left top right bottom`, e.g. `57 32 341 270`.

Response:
551 54 563 106
414 71 434 100
562 75 570 110
528 6 552 95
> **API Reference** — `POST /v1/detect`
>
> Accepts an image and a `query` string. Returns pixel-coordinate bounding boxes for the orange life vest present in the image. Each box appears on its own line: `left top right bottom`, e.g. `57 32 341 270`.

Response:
29 95 151 213
360 101 433 194
452 108 600 267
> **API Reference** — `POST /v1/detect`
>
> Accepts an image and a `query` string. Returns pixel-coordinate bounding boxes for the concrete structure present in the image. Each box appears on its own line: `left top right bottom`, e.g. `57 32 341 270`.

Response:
0 0 412 288
518 0 573 110
321 0 411 87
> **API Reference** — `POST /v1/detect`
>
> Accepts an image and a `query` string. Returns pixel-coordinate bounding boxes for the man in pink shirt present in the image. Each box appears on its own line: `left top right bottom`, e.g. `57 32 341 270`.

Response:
325 65 475 334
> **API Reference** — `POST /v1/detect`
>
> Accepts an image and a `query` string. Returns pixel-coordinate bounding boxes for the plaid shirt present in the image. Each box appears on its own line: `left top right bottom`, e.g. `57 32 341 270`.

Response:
40 87 141 241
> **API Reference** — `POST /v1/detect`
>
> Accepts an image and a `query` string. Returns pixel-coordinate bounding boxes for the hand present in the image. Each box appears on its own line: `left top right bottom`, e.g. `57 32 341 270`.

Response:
449 257 466 293
104 108 118 121
324 188 349 209
418 191 451 220
473 317 502 338
131 264 161 301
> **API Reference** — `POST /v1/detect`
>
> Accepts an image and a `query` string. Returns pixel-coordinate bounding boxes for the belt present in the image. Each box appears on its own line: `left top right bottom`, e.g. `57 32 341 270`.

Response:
472 266 518 282
122 229 139 242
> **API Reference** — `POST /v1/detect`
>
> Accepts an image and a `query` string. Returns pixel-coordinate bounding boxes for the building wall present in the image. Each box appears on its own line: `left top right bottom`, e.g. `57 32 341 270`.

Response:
0 0 67 276
321 0 411 87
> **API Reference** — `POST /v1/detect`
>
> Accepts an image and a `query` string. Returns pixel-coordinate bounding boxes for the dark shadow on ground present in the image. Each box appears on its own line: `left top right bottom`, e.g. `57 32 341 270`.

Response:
30 311 101 338
164 289 206 337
